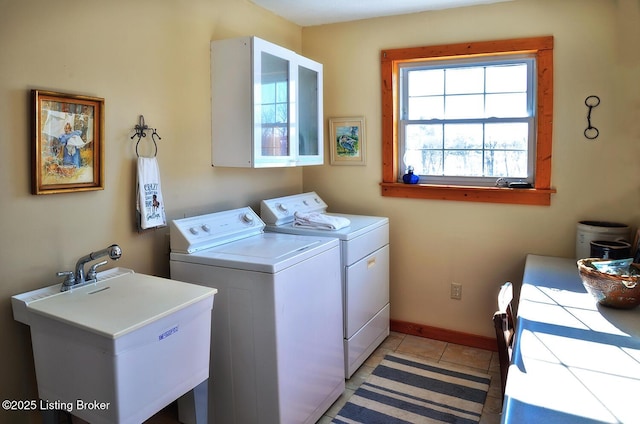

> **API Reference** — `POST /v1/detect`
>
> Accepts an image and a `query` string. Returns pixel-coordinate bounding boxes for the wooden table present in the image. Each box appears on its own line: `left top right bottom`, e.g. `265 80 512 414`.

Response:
502 254 640 423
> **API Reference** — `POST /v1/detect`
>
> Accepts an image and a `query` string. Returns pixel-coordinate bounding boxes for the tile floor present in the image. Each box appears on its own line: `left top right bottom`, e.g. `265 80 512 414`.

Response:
143 331 503 423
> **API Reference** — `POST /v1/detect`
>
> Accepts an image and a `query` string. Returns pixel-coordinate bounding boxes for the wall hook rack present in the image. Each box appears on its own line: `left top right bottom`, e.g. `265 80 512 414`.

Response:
131 115 161 157
584 95 600 140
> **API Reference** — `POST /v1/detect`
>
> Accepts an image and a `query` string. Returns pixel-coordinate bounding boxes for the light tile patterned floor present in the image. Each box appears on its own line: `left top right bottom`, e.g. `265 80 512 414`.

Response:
142 331 503 424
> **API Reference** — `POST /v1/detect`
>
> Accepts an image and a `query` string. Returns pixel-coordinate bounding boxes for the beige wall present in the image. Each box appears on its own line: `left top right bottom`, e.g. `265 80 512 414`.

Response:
302 0 640 337
0 0 303 420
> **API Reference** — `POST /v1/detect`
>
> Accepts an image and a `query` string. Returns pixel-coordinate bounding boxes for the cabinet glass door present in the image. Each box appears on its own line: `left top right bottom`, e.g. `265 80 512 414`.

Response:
257 51 291 162
297 59 323 165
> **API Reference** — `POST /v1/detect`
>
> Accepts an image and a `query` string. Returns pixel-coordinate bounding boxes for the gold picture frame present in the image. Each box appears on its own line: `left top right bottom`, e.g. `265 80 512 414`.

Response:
329 116 366 165
32 90 104 194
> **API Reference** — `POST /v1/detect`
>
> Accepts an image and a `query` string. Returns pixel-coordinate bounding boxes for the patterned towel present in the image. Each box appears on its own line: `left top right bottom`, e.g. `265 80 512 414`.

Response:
136 157 166 230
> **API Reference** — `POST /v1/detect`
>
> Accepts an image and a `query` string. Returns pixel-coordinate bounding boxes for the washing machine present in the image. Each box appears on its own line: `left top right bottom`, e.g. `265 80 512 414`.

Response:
169 207 344 424
260 192 389 378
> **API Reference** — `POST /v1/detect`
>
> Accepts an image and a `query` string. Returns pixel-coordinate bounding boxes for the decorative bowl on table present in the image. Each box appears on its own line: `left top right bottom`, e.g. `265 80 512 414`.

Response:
577 258 640 309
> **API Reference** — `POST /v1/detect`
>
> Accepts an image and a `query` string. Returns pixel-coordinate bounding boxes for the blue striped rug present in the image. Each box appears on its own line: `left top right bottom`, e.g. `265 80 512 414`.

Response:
332 353 491 424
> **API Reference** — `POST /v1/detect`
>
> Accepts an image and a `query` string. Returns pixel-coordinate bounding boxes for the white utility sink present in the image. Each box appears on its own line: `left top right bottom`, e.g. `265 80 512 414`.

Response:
12 268 217 424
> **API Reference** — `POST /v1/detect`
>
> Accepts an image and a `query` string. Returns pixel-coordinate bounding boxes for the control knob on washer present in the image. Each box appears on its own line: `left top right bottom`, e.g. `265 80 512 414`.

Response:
242 213 254 224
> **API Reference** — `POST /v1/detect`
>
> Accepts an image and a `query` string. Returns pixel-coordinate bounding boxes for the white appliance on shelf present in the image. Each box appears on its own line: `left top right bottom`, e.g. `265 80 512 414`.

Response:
260 192 389 378
11 268 216 424
169 207 344 424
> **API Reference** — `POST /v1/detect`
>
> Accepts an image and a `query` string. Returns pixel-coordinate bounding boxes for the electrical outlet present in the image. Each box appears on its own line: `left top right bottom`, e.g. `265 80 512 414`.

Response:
451 282 462 300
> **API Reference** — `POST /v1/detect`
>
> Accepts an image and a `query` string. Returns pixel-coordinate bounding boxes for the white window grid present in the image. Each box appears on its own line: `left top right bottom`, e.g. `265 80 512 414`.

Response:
398 55 537 186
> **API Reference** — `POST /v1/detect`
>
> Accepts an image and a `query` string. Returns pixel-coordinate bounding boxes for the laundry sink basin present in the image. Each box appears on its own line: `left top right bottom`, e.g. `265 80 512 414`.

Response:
12 268 216 424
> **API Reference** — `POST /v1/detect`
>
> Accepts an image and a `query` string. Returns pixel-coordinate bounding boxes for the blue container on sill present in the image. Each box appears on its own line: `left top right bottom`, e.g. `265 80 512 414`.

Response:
402 166 419 184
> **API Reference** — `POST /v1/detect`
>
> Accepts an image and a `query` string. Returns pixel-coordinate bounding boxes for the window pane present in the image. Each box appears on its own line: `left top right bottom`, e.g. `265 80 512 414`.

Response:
275 104 287 123
486 64 527 93
408 96 444 119
423 150 443 175
406 124 443 149
444 124 483 149
262 83 275 103
445 94 484 118
445 67 484 94
262 127 275 155
403 150 424 171
280 127 289 156
485 123 528 150
486 93 528 118
444 150 483 176
404 150 443 175
261 127 289 156
409 69 444 96
484 150 527 177
261 104 275 123
275 81 288 102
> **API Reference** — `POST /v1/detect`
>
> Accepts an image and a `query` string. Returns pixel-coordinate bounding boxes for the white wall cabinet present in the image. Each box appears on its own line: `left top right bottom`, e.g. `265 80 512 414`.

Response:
211 36 323 167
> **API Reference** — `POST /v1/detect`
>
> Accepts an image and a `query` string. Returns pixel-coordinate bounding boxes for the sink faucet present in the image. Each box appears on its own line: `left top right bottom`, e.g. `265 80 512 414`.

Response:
58 244 122 291
75 244 122 285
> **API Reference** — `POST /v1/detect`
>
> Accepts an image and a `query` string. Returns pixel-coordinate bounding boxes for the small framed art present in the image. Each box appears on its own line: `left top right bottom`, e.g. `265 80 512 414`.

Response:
32 90 105 194
329 116 366 165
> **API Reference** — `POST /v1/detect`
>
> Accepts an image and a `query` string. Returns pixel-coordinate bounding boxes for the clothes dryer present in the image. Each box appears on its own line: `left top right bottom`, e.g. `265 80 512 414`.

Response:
261 192 389 378
169 207 344 424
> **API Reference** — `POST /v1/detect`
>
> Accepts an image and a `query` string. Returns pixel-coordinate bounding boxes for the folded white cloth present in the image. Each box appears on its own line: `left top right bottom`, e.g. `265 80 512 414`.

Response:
136 157 167 230
293 211 350 231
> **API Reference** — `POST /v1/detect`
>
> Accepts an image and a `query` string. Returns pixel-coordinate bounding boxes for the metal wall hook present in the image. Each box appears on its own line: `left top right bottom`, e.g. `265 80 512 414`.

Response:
131 115 161 157
584 95 600 140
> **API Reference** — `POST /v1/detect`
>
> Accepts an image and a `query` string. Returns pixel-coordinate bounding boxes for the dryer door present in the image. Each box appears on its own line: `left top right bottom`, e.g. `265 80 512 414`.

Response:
344 244 390 338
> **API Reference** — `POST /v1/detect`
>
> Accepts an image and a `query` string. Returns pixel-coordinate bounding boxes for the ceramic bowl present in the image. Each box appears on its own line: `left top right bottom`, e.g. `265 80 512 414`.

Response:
577 258 640 309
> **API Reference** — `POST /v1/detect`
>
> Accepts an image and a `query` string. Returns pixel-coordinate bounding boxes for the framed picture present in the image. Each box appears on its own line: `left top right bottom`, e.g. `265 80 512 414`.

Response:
32 90 105 195
329 116 366 165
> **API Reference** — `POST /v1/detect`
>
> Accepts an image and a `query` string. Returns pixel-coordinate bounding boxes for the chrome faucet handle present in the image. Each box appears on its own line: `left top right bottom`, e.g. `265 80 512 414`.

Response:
86 260 109 282
57 271 76 292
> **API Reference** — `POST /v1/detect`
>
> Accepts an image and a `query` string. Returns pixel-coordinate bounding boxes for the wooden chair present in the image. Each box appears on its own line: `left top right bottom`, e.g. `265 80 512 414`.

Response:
493 281 514 400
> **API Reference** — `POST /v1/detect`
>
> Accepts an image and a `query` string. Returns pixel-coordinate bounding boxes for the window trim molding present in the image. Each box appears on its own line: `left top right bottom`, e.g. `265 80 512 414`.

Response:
380 36 556 206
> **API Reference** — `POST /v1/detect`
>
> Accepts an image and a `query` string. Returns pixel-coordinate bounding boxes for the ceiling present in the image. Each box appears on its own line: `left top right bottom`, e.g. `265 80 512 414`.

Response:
249 0 514 26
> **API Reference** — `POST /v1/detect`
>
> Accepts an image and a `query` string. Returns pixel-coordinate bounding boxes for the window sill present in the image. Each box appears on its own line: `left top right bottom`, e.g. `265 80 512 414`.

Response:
380 182 556 206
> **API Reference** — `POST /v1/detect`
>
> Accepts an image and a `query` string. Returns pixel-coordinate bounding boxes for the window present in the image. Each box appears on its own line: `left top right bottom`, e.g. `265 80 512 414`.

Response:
400 58 535 185
380 37 556 205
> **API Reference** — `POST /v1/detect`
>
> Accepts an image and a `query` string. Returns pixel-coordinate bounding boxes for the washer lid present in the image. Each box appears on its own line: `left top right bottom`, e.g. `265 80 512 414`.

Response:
170 207 264 253
170 232 339 273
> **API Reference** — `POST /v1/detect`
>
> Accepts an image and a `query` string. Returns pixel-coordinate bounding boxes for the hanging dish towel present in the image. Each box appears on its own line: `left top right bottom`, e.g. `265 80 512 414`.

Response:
293 211 350 231
136 157 167 230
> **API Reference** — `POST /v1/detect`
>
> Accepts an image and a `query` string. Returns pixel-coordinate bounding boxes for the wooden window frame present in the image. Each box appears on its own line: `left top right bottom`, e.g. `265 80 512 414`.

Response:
380 36 556 206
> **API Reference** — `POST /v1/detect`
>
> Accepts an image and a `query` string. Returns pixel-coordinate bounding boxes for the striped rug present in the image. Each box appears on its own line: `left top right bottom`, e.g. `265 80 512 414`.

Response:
332 353 491 424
